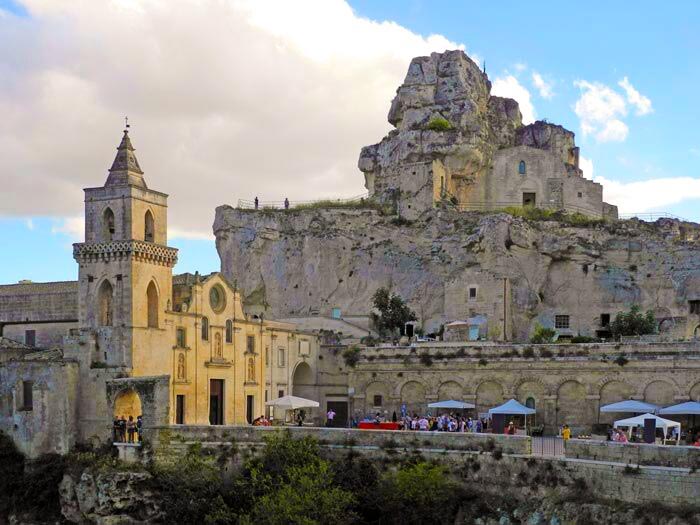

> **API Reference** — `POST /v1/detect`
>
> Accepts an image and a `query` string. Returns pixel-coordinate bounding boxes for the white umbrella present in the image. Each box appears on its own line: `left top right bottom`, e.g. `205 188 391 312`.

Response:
613 413 681 444
265 395 319 410
427 400 475 410
600 400 658 413
659 401 700 415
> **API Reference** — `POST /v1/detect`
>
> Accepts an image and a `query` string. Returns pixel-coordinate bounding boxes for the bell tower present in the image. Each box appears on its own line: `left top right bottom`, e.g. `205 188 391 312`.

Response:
73 126 178 369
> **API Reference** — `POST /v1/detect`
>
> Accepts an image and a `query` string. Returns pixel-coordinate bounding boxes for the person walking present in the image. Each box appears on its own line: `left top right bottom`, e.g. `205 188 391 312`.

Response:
326 408 336 427
112 416 120 442
136 415 143 442
254 196 259 209
284 198 290 209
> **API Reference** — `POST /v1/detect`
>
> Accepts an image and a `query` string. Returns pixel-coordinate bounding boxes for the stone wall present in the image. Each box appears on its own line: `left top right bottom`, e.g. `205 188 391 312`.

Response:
0 354 80 457
146 424 700 508
0 280 78 348
148 424 532 456
347 341 700 434
566 439 700 468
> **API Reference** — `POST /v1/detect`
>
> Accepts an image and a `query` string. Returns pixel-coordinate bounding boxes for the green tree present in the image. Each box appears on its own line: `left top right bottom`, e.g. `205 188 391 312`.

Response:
242 462 355 525
530 323 556 344
370 287 417 336
378 463 461 524
610 305 656 340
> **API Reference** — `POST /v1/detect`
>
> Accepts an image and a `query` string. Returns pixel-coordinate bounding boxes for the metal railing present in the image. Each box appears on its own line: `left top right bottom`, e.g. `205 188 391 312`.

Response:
454 201 606 218
532 436 564 457
619 212 689 222
237 192 371 210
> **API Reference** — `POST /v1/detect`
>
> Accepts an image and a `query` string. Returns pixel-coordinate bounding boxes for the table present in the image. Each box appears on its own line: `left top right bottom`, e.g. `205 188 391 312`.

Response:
358 421 400 430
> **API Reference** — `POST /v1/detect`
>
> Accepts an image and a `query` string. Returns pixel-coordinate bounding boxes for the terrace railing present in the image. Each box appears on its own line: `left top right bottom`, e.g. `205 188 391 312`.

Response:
237 192 371 210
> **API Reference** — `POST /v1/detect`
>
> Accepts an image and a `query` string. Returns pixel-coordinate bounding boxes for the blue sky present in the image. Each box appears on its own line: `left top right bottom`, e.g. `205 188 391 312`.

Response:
1 0 699 284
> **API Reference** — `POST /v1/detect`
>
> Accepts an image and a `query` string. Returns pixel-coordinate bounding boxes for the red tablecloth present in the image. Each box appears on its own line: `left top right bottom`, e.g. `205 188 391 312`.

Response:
358 422 400 430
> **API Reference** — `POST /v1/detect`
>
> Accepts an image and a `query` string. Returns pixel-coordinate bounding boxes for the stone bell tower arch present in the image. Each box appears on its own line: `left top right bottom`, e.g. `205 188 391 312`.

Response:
72 126 178 369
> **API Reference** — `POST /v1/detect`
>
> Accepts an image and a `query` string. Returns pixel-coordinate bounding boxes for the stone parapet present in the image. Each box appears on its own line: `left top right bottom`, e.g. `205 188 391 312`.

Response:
565 438 700 468
73 240 178 267
149 424 531 455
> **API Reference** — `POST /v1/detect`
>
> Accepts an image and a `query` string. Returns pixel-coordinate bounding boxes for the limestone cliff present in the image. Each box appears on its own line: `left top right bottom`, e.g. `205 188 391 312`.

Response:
214 49 697 340
214 205 700 341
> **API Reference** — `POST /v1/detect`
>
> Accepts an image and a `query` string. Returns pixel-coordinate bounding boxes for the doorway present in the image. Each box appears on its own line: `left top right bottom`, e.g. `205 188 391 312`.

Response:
176 395 185 424
246 395 255 424
326 401 348 427
523 193 536 207
209 379 224 425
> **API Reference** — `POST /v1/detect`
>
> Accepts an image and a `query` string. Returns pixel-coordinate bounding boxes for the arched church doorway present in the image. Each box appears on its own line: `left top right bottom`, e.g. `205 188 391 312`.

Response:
113 388 142 442
292 362 314 400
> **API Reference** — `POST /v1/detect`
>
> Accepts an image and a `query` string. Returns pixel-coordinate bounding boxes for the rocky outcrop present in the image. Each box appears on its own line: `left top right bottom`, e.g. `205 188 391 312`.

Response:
214 204 700 340
59 470 161 524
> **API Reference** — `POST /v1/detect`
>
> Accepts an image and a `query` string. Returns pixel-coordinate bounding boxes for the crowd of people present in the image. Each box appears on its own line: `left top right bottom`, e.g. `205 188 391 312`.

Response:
112 415 142 443
357 412 497 433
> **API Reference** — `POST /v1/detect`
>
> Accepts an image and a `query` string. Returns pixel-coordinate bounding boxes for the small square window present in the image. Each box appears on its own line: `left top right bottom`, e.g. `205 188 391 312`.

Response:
373 395 383 407
577 192 583 198
246 335 255 353
690 301 700 315
555 315 570 329
278 390 285 398
469 287 477 300
600 314 611 327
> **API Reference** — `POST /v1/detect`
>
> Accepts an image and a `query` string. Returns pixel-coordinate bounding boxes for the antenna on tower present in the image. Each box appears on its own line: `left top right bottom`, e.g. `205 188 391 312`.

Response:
124 116 130 130
483 61 486 75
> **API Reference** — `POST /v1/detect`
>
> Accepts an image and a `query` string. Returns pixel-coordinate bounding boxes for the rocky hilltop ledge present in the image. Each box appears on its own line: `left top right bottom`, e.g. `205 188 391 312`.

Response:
214 49 699 339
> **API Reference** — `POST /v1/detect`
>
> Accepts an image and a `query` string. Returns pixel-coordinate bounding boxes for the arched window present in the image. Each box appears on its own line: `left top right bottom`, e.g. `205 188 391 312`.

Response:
146 281 159 328
98 280 114 326
103 208 115 241
525 397 536 410
201 317 209 341
144 210 154 242
225 319 233 343
518 160 526 175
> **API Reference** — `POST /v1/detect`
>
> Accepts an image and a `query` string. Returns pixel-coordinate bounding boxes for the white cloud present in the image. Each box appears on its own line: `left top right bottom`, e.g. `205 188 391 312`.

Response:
51 216 84 240
0 0 463 237
514 62 527 72
618 77 652 116
594 175 700 215
491 75 536 124
579 155 593 180
573 78 652 143
573 80 628 142
531 71 553 99
25 218 34 230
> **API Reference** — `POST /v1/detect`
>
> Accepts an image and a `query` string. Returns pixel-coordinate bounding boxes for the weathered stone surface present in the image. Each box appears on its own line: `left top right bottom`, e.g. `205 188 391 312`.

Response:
59 470 161 524
215 205 700 341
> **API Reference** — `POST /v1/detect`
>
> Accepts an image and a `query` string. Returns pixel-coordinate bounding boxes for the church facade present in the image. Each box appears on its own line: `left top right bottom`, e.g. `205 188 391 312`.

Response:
0 129 327 456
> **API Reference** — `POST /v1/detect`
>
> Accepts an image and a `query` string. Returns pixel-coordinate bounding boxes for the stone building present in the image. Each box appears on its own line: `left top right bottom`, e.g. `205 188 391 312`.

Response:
0 280 78 348
349 341 700 435
0 129 330 455
358 50 617 220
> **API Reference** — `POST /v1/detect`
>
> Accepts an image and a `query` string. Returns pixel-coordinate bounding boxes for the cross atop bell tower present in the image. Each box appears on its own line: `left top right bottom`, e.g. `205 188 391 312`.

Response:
104 124 147 188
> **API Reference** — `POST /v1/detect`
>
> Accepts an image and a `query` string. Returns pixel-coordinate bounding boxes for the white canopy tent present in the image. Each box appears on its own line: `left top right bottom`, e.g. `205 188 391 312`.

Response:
428 400 475 410
613 413 681 443
600 400 659 413
488 399 536 433
265 395 319 424
659 401 700 415
265 395 319 411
